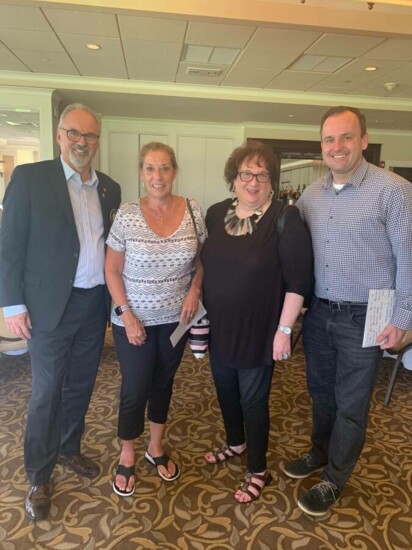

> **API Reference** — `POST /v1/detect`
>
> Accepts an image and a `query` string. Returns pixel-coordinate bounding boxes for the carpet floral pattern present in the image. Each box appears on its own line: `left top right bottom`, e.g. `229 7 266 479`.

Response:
0 332 411 550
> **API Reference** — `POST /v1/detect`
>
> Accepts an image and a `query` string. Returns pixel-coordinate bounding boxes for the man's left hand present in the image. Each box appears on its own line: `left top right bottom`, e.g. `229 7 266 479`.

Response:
376 324 405 349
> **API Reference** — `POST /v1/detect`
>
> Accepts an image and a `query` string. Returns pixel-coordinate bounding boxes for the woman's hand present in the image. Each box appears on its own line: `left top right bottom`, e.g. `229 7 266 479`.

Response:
180 286 200 325
273 330 291 361
123 311 146 346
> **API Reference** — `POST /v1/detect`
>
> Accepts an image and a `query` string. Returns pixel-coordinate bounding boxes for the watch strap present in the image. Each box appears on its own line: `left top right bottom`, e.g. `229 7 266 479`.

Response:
114 304 130 316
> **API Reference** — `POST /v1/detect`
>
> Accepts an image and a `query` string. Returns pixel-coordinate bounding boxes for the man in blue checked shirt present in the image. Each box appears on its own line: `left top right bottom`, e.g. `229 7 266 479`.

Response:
283 106 412 517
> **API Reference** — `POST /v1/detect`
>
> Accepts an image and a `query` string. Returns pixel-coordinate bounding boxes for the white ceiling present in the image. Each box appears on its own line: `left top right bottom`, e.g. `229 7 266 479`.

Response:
1 0 412 137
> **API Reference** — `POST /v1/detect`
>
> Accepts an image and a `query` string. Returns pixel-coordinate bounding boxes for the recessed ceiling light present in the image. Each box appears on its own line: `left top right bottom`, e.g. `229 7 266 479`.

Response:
365 66 377 71
288 114 294 118
87 43 101 50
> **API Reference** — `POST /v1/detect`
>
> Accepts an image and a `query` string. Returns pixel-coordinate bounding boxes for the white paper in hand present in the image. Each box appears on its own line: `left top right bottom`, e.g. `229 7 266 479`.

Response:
362 289 395 348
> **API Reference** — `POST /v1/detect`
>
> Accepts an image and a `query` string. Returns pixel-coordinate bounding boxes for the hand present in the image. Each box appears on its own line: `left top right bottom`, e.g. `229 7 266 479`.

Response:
273 330 291 361
376 324 405 350
5 312 32 340
123 312 146 346
180 286 200 325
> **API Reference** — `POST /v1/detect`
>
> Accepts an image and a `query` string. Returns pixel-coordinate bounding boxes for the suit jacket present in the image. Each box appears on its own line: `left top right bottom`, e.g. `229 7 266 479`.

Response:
0 157 121 331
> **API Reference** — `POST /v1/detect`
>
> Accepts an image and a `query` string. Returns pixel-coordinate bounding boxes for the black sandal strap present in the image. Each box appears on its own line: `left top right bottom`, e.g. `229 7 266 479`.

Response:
115 464 135 480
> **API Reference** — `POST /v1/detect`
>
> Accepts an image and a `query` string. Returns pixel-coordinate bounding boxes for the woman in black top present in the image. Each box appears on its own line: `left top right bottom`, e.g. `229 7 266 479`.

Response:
201 141 312 503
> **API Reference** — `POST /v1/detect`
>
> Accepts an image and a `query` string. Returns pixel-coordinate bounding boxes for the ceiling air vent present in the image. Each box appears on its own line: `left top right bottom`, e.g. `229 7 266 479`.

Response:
186 67 222 77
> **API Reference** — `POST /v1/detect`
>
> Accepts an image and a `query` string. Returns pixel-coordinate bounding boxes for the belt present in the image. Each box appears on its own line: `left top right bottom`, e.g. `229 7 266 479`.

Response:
318 297 368 310
72 285 104 294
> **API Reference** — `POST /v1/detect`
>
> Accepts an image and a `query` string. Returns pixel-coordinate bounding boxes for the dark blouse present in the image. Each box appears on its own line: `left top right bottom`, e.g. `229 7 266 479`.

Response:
201 198 313 369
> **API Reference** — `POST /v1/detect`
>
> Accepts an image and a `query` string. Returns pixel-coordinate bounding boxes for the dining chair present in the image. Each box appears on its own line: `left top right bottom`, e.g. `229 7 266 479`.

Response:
383 330 412 405
0 307 28 356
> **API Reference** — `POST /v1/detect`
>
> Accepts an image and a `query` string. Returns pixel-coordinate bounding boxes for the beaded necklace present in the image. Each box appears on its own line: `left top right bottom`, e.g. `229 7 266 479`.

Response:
224 198 269 236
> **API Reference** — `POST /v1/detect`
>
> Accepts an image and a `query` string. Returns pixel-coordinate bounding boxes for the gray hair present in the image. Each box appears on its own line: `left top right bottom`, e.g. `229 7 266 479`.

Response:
58 103 101 131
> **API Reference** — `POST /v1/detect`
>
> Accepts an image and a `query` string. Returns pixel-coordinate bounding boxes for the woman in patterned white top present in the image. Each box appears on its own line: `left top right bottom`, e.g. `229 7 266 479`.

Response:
105 142 206 497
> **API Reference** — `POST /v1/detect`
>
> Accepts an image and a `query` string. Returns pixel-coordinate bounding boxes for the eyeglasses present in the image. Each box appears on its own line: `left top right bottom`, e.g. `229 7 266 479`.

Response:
238 171 271 183
59 128 100 145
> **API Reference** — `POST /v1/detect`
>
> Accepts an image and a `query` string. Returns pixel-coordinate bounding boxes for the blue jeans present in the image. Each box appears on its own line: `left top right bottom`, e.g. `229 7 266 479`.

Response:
302 298 383 490
210 362 273 472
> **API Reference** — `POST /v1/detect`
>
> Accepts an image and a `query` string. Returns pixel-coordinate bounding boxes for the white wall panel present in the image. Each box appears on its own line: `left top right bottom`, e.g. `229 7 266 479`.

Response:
176 136 206 204
205 137 234 209
107 131 139 205
100 117 243 212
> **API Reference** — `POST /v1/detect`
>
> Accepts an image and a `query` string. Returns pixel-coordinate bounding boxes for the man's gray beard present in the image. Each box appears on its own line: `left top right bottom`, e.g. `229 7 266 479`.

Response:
69 147 92 170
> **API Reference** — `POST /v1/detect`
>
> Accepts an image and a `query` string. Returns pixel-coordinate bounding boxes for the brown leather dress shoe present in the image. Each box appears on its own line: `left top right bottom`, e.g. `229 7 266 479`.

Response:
25 484 50 521
57 453 100 478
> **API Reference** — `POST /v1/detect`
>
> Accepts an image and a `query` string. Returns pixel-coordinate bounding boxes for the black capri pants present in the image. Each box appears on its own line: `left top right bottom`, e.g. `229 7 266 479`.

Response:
112 322 188 440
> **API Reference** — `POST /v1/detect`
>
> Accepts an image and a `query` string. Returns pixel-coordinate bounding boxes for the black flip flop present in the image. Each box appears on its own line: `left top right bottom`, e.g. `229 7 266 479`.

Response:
144 451 180 482
112 464 135 497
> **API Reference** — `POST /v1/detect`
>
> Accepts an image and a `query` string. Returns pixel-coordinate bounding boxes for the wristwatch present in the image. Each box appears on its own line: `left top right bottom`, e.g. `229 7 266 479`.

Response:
114 305 130 316
278 323 292 335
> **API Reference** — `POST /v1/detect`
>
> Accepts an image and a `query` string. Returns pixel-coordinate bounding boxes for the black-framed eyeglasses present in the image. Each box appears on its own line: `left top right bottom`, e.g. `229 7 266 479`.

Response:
59 127 100 145
238 171 271 183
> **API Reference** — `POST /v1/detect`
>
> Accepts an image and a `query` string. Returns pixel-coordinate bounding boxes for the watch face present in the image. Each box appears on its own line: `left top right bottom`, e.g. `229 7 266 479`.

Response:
279 324 292 335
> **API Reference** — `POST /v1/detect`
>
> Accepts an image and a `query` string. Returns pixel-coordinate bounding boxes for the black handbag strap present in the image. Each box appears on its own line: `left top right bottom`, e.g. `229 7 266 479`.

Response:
186 198 199 242
276 203 289 236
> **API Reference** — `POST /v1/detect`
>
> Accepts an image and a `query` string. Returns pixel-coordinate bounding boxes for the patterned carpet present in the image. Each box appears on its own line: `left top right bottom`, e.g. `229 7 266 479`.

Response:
0 330 411 550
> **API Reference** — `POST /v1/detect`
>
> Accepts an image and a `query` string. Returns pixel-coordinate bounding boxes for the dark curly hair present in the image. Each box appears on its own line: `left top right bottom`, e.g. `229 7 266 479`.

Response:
224 141 279 195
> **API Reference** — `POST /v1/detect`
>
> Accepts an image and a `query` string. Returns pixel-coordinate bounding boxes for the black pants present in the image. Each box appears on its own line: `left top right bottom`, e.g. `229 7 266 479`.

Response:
25 285 107 486
210 361 274 473
112 322 188 441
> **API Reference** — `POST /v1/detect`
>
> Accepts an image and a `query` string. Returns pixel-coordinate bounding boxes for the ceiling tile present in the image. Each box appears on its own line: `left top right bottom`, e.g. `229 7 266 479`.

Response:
290 55 327 71
223 67 279 87
186 21 254 48
248 27 321 52
73 57 128 79
185 45 213 63
59 34 123 56
0 5 50 31
350 76 412 98
43 8 118 37
364 38 412 61
312 57 352 73
334 57 406 78
0 29 64 52
123 39 183 64
381 62 412 84
306 33 385 57
235 49 299 71
266 70 329 91
119 14 187 42
311 58 408 92
0 44 29 72
128 61 178 82
209 48 239 65
12 49 79 75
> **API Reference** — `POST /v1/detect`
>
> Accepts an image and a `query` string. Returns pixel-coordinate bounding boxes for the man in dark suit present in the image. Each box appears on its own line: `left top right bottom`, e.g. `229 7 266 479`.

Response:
0 103 121 521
